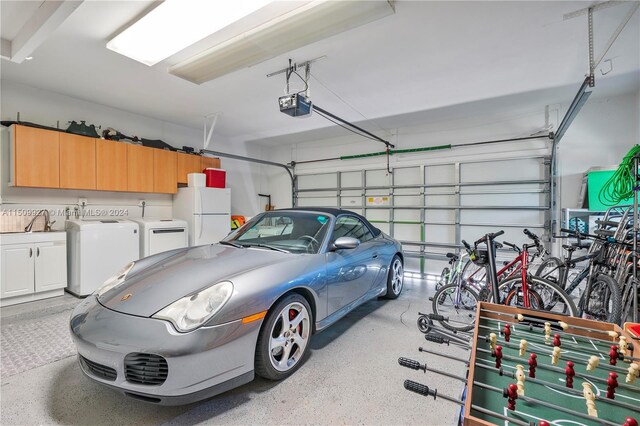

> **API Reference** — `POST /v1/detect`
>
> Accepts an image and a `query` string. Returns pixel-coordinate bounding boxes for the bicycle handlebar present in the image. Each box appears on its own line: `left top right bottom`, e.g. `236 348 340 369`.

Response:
523 228 539 241
474 230 505 246
462 240 471 250
502 241 519 251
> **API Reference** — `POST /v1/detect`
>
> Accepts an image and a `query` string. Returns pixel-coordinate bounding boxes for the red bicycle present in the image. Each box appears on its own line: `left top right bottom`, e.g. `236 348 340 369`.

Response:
462 230 577 316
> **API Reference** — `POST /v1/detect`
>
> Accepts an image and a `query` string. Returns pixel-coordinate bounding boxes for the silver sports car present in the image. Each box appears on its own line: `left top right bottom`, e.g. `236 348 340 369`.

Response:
70 208 404 405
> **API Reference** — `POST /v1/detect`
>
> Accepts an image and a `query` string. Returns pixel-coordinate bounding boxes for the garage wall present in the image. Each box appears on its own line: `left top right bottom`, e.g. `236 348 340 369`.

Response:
557 90 640 209
0 80 266 228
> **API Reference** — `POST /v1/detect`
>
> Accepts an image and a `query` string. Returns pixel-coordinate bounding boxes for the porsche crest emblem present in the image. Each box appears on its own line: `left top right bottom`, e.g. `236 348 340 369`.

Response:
121 293 132 301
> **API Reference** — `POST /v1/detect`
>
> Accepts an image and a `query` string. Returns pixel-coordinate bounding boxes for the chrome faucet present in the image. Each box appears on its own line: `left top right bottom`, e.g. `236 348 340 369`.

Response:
24 209 54 232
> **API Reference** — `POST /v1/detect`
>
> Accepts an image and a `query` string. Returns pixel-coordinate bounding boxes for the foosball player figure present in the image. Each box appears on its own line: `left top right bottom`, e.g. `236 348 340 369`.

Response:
503 383 518 411
503 323 511 342
544 322 551 343
582 382 598 418
609 345 619 366
627 363 639 384
565 361 575 389
489 332 497 350
619 336 628 357
623 417 638 426
519 339 528 357
586 355 599 371
539 421 550 426
494 345 503 368
553 333 561 347
528 353 537 378
606 372 618 399
551 346 561 365
515 365 526 396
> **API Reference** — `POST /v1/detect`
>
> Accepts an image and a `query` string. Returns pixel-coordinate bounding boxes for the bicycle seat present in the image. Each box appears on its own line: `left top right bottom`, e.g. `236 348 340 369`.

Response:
446 252 459 261
562 244 578 252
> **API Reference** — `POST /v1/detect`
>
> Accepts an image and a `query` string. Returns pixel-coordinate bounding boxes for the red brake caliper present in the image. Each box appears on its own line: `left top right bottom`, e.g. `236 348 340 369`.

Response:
289 309 301 334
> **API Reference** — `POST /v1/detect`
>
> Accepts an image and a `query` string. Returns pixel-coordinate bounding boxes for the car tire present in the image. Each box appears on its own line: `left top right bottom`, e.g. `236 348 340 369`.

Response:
255 293 313 381
384 254 404 299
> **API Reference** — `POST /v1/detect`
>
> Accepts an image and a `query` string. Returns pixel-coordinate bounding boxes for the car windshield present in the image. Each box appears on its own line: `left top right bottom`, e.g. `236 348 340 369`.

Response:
225 212 331 254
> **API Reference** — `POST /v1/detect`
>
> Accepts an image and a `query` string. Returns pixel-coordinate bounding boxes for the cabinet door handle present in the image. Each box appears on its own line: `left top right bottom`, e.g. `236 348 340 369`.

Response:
29 248 33 257
36 247 40 257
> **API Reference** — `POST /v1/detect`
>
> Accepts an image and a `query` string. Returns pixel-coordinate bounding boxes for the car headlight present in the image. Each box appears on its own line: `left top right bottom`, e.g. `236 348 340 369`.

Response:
95 262 135 297
152 281 233 332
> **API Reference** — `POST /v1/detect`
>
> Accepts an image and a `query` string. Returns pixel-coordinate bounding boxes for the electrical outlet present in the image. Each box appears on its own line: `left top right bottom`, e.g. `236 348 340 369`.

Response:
138 200 146 207
78 198 88 207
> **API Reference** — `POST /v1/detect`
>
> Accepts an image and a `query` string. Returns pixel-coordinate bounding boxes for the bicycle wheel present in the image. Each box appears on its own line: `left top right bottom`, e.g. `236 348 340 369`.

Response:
504 286 544 310
582 274 622 324
432 283 479 332
490 276 578 316
535 257 563 286
565 268 589 296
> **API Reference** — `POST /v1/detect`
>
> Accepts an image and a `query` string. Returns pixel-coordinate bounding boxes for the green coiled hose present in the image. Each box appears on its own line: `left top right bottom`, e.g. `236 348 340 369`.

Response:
599 144 640 206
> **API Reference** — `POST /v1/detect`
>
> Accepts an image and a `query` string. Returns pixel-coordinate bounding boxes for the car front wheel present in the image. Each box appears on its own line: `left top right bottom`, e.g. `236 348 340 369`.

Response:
255 293 313 380
385 255 404 299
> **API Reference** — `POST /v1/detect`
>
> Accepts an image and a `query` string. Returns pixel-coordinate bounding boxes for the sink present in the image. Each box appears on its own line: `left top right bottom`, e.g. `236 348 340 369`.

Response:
1 230 65 245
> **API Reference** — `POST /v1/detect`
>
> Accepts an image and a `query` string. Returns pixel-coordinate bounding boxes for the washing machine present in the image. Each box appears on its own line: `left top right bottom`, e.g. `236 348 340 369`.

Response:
129 218 188 258
66 219 139 296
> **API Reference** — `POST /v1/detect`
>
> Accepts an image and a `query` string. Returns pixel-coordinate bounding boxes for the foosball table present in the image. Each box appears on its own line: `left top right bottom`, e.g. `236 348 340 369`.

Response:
401 302 640 426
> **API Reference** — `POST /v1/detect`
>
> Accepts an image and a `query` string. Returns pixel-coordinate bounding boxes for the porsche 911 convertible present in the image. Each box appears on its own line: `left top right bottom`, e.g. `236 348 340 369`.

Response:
70 208 404 405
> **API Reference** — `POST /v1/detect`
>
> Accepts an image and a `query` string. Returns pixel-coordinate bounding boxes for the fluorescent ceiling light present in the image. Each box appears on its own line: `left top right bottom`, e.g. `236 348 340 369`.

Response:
107 0 273 66
170 0 396 84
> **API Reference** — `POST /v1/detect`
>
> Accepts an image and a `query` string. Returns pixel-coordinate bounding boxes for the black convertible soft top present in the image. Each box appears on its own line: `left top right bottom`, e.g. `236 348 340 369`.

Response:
278 207 382 237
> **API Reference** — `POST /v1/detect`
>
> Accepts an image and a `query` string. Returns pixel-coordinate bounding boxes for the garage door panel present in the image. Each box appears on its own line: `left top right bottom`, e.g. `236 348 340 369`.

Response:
425 224 456 243
425 209 456 223
404 257 421 273
460 209 544 225
366 209 390 222
425 164 455 184
461 193 544 208
366 169 390 187
374 222 390 234
393 223 421 241
298 173 337 190
341 196 362 207
461 158 544 182
395 209 421 222
340 171 362 188
297 197 337 207
425 194 457 206
395 195 422 206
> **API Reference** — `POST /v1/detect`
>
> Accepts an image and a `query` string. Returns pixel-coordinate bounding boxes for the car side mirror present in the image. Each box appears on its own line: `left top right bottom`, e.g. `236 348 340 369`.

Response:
332 237 360 250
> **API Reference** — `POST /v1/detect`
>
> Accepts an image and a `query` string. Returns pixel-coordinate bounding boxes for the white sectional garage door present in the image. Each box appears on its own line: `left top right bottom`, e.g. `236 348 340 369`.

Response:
295 152 551 276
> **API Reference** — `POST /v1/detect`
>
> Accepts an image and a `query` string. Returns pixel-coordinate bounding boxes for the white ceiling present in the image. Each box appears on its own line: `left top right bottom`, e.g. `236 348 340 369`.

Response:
1 1 638 145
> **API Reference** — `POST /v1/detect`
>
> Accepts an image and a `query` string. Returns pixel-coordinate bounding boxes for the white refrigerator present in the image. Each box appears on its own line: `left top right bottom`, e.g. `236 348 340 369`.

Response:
173 187 231 246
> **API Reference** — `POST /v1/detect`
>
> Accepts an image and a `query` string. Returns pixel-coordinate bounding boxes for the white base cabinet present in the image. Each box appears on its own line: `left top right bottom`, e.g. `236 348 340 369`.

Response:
1 232 67 306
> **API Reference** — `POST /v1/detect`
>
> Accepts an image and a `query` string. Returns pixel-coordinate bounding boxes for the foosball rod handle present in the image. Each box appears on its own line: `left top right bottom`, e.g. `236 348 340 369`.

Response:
398 357 426 372
403 380 438 400
425 334 450 345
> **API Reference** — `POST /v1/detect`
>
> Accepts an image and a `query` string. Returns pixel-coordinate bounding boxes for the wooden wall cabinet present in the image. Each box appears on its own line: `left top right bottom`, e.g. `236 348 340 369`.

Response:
127 145 154 193
10 125 220 193
59 133 96 190
11 125 60 188
201 156 221 171
96 139 128 191
153 149 177 194
177 153 202 184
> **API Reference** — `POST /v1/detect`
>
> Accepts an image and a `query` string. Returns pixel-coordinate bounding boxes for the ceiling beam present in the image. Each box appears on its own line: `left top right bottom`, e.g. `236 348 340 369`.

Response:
9 0 83 63
1 38 11 60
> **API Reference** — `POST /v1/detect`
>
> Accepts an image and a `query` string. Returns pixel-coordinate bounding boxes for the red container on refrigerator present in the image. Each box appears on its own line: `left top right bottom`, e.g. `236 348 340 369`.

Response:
204 168 226 188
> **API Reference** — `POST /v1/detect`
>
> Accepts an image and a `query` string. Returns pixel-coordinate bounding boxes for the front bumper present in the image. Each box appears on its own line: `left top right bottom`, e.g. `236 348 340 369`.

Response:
70 295 260 405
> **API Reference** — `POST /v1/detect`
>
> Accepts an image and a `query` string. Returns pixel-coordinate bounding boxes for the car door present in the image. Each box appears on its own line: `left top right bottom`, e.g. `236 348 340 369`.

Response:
325 215 381 314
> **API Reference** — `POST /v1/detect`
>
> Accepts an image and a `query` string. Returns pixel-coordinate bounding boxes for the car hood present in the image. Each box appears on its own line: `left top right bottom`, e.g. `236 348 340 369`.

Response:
98 244 291 317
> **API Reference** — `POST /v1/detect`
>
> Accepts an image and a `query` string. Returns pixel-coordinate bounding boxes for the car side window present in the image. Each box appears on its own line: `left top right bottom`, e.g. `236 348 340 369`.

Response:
332 216 374 243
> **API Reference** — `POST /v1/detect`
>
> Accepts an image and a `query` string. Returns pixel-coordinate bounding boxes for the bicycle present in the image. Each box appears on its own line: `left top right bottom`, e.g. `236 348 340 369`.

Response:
428 251 481 332
462 231 577 317
461 229 554 293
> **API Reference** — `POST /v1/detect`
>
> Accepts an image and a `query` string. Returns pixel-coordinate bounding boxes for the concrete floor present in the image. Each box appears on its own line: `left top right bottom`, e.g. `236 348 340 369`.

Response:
1 278 466 425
